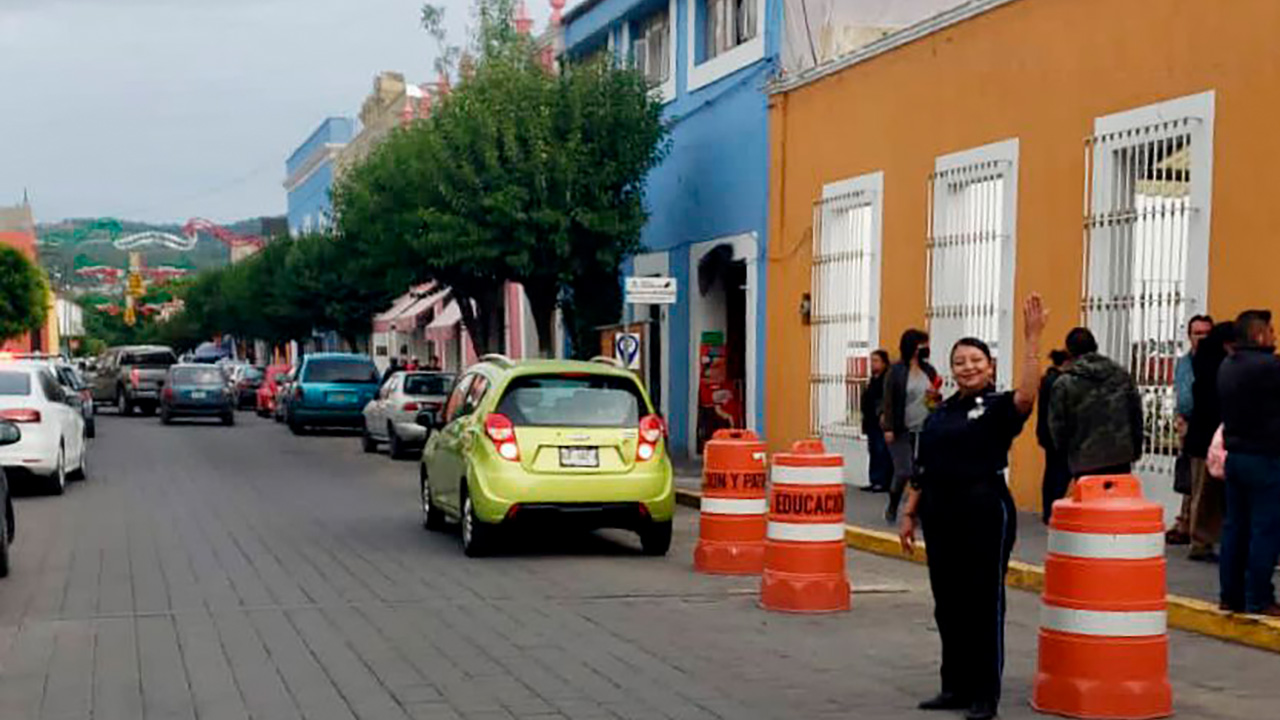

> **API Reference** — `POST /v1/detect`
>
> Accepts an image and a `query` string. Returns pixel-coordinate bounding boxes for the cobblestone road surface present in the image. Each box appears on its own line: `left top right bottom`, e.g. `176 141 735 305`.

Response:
0 413 1275 720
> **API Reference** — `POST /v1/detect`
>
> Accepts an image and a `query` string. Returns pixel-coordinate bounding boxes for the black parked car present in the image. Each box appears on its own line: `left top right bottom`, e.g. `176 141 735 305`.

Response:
160 365 235 425
0 420 20 578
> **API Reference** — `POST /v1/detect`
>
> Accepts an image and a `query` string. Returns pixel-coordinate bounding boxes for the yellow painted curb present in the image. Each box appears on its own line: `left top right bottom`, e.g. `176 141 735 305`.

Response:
676 487 1280 653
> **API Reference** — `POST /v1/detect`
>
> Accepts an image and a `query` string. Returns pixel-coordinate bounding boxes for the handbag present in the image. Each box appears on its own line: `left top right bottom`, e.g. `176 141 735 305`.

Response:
1174 454 1193 495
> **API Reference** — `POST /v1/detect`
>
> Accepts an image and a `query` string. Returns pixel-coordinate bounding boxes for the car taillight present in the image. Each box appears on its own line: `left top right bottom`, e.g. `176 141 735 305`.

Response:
0 408 40 423
637 414 665 462
402 402 420 412
130 368 141 387
484 413 520 461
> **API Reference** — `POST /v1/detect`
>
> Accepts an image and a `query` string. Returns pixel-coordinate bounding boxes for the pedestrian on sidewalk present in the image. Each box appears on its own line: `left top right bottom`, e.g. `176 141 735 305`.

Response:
1037 349 1072 523
898 293 1048 720
1184 321 1233 562
1048 327 1144 482
382 357 401 385
1217 309 1280 616
1170 315 1215 545
881 329 939 522
860 349 893 493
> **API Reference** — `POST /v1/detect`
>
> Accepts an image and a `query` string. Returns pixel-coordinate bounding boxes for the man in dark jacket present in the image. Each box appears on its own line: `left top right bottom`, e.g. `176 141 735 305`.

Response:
1217 310 1280 616
1037 350 1072 522
1048 328 1144 479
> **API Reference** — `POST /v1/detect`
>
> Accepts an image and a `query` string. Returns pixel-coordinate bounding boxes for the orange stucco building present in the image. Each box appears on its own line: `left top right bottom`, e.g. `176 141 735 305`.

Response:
764 0 1280 515
0 202 55 354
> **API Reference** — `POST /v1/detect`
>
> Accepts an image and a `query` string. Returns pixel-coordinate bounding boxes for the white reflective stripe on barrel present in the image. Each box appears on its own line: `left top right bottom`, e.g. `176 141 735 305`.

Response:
767 521 846 542
700 497 768 516
1048 530 1164 560
771 464 844 486
1040 605 1167 637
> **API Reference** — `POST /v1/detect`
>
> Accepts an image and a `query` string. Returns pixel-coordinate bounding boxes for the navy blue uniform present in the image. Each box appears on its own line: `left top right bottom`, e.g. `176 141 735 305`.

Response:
914 388 1029 708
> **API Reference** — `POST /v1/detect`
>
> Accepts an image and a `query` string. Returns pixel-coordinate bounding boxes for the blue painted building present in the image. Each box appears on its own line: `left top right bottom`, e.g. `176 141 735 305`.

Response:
284 117 355 236
564 0 781 459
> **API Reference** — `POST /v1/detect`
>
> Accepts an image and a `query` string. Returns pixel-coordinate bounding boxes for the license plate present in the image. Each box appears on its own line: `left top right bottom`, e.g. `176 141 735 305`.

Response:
329 393 355 404
559 447 599 468
191 391 207 399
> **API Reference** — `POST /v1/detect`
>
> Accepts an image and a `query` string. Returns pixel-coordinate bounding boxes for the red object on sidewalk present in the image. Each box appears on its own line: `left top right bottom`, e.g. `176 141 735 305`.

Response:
760 439 849 613
1032 475 1171 719
694 429 768 575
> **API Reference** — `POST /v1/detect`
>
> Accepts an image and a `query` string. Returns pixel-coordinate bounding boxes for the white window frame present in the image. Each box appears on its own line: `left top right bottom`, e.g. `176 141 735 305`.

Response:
1083 91 1215 484
686 0 764 92
927 138 1019 390
810 171 884 441
630 0 677 103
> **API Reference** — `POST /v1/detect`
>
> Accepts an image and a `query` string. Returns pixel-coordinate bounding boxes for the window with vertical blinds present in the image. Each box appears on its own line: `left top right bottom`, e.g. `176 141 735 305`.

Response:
927 141 1019 391
810 173 883 439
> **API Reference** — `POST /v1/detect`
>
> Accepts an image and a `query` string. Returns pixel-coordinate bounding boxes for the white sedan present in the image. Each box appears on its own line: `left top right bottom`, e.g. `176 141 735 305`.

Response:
0 362 88 495
361 371 454 459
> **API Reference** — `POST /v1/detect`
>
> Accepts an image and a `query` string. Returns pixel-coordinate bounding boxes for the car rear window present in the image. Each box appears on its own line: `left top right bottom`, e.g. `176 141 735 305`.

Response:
0 372 31 396
496 375 646 428
172 367 226 386
57 367 86 390
123 350 177 366
403 374 452 396
304 360 379 384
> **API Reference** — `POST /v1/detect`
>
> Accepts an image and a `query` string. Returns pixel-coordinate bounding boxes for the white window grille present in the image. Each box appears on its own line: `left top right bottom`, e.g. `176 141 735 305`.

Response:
926 139 1019 390
1083 92 1215 475
810 172 884 440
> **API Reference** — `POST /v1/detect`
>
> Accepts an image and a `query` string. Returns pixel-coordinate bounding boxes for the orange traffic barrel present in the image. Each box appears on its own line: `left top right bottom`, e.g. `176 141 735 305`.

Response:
1032 475 1171 719
694 429 768 575
760 439 849 613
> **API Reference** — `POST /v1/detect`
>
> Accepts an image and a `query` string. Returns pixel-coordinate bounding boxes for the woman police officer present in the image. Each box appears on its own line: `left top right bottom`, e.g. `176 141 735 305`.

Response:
898 294 1048 720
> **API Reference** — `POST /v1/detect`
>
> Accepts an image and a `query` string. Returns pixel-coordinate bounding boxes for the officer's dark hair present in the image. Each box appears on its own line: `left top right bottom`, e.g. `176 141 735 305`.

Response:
1234 309 1273 347
871 349 891 366
1065 327 1099 358
950 337 992 364
898 329 929 363
1187 315 1213 334
1049 349 1070 367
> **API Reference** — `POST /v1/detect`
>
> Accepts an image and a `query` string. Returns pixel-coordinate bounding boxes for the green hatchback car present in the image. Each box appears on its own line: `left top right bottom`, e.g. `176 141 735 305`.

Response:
418 355 674 557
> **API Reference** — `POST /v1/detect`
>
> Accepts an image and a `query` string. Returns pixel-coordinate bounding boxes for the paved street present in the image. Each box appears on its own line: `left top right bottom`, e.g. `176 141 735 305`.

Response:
0 413 1275 720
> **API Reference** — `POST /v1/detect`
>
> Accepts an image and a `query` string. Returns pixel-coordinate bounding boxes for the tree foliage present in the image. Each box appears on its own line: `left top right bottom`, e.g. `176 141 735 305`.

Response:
0 247 49 342
335 0 668 357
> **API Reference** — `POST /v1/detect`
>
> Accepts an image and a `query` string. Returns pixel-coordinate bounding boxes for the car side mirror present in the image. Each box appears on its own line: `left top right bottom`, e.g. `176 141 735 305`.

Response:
0 421 20 446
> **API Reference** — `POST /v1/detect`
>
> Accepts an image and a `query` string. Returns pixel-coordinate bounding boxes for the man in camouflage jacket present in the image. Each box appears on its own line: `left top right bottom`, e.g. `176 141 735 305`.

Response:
1049 328 1145 477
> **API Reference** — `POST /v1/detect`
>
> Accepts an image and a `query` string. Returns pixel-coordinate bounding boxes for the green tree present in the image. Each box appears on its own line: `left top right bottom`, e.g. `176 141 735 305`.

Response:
337 0 667 357
0 247 49 342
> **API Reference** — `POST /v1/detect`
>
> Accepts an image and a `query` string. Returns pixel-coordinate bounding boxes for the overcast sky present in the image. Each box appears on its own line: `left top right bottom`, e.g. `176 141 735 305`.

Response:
0 0 560 225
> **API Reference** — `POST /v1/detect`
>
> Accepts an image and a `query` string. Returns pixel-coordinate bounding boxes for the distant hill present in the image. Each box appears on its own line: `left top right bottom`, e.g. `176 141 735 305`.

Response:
36 216 286 295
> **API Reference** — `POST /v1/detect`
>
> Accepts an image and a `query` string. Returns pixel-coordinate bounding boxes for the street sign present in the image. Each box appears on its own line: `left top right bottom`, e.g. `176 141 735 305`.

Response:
625 276 677 305
127 272 144 297
614 332 641 369
123 305 137 327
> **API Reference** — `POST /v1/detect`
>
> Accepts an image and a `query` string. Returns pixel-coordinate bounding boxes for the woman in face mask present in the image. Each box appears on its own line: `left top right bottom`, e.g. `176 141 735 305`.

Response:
881 328 941 522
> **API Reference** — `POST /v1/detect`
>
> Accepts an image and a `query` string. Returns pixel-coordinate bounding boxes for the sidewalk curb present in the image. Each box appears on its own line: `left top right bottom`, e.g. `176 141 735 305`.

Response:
675 487 1280 653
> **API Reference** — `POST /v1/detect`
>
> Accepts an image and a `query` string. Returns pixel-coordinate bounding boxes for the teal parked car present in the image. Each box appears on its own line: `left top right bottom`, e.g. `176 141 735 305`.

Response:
287 354 381 435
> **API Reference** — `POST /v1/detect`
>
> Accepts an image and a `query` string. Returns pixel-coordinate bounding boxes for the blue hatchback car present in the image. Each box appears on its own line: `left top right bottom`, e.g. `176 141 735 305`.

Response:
287 354 380 434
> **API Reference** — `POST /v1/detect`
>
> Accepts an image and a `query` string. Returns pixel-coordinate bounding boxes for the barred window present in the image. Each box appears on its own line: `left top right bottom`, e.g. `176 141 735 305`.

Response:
809 172 883 439
927 140 1019 391
1083 92 1214 474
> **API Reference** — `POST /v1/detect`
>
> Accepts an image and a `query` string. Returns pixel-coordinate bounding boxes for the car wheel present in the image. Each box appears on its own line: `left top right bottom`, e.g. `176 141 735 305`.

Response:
141 404 156 417
421 468 445 531
461 492 492 557
117 390 132 416
289 419 306 435
388 424 404 460
0 503 10 579
70 442 88 481
361 428 377 453
639 520 673 556
48 445 66 496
